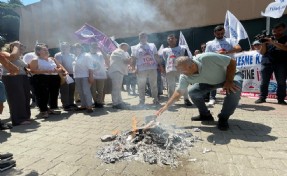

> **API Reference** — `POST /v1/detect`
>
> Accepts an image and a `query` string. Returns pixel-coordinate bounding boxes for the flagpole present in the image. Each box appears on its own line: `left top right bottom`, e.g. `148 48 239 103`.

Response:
247 37 252 50
266 17 271 35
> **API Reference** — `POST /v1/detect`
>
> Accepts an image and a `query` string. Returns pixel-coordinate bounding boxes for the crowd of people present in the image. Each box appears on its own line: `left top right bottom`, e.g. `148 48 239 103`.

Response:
0 23 286 131
1 22 287 172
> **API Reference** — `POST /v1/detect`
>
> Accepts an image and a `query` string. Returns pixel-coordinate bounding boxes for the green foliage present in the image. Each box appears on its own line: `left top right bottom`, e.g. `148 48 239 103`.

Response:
0 1 23 42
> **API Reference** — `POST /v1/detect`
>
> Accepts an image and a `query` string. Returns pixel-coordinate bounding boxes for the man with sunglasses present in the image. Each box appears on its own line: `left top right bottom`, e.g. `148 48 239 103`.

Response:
205 25 242 105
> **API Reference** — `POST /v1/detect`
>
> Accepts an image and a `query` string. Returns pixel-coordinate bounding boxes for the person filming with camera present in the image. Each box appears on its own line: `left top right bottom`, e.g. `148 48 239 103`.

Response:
255 22 287 105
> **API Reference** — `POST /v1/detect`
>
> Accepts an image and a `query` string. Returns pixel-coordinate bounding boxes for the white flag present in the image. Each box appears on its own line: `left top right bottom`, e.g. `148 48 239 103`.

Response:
224 10 249 44
179 31 192 58
261 0 287 18
157 44 164 56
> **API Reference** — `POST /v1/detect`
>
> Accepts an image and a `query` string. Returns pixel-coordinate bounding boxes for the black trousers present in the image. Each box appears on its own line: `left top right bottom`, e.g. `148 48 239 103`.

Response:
33 74 61 112
2 75 31 125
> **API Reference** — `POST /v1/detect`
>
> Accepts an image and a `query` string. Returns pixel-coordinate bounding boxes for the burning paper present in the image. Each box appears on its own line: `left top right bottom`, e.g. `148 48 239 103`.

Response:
97 122 198 168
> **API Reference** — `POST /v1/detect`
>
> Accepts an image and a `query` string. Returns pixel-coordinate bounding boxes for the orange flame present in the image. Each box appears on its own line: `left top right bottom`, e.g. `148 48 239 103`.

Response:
132 116 137 134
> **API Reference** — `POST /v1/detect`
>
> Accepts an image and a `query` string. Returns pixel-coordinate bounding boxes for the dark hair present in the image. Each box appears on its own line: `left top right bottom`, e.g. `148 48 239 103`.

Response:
167 34 176 38
34 43 48 56
214 25 224 32
273 22 286 29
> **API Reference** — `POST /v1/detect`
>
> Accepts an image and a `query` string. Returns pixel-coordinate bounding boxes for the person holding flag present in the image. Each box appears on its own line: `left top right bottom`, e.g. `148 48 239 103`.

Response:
205 25 242 105
162 34 192 106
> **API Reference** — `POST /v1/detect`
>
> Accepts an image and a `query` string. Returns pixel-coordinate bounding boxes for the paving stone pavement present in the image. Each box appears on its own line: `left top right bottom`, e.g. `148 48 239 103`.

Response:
0 90 287 176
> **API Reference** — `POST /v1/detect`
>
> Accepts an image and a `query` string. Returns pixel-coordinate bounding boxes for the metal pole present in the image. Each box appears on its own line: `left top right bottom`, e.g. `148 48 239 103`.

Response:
266 17 271 35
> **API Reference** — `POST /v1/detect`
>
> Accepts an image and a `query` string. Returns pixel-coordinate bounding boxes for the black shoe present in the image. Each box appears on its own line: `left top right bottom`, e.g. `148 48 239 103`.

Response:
217 118 229 131
0 122 12 130
184 99 193 106
94 103 104 108
255 98 266 104
112 104 125 109
0 160 16 172
63 105 73 111
0 153 13 161
278 100 287 105
86 109 93 113
70 104 78 108
191 113 214 121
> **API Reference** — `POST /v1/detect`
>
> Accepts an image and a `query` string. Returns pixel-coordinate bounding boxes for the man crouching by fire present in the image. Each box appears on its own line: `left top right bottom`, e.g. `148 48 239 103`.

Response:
156 52 243 131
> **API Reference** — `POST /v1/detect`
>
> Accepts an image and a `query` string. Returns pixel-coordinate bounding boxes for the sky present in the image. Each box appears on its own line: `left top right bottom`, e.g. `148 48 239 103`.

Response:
2 0 40 5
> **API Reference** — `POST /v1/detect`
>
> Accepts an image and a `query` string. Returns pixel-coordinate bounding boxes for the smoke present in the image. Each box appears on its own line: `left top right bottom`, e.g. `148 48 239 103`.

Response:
19 0 205 50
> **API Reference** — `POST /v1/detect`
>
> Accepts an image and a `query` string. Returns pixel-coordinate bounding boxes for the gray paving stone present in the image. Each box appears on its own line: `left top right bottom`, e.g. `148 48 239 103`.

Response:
0 93 286 175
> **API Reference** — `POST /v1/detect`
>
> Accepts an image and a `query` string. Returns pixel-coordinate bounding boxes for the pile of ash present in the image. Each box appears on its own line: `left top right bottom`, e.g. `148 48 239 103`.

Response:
97 122 200 168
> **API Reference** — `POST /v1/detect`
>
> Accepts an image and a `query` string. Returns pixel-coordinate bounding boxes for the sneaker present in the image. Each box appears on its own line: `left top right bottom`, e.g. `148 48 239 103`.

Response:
48 109 61 115
0 153 13 161
217 118 229 131
278 100 287 105
184 99 193 106
191 113 214 121
207 99 216 105
255 98 266 104
0 160 16 172
0 122 12 130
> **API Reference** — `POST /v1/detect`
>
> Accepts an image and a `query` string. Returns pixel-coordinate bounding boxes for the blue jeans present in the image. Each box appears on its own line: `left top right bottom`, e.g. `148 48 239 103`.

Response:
189 72 243 119
259 63 287 101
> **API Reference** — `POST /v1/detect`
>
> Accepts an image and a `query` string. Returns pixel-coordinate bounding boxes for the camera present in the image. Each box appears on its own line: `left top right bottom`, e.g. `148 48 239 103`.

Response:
254 30 275 43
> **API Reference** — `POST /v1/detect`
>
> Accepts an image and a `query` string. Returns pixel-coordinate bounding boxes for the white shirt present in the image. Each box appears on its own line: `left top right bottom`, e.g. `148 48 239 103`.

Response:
54 52 75 74
205 38 237 53
162 46 186 73
131 43 158 71
73 53 93 78
90 52 107 79
37 57 58 75
23 52 37 64
109 48 129 75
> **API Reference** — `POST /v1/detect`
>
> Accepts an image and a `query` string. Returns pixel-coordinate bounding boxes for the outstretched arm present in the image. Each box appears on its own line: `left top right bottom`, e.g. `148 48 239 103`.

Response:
156 90 182 116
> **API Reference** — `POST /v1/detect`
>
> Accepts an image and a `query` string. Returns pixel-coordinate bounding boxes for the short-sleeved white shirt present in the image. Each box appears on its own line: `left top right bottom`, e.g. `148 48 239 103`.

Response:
23 52 37 64
54 52 75 74
90 52 107 79
73 53 93 78
131 43 158 71
162 46 186 73
205 38 237 53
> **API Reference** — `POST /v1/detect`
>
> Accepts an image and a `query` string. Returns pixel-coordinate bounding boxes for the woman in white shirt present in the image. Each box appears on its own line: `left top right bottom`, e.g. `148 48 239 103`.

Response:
72 43 94 113
30 43 67 118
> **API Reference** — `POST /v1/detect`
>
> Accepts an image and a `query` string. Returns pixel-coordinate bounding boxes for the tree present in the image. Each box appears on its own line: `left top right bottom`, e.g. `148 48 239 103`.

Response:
0 1 23 43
